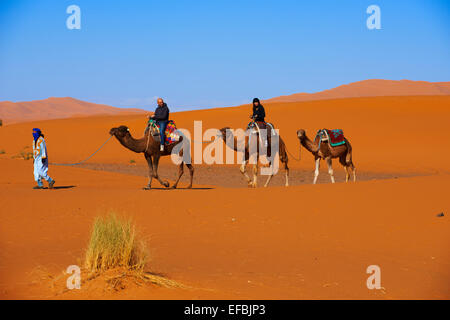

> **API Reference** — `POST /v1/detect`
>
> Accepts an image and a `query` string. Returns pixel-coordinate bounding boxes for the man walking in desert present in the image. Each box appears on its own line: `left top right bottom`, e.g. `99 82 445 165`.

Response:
32 128 55 189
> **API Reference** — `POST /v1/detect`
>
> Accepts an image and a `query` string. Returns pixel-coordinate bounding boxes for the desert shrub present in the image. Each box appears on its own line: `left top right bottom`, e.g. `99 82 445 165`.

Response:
129 159 136 164
0 149 5 155
84 213 148 274
21 151 33 160
12 150 33 160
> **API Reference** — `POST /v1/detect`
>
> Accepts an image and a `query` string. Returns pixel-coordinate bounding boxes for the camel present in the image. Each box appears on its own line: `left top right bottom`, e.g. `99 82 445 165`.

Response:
218 126 289 187
296 129 356 184
109 125 194 189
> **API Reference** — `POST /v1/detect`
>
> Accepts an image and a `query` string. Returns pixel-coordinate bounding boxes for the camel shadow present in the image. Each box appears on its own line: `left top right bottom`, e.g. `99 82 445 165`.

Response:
142 187 214 190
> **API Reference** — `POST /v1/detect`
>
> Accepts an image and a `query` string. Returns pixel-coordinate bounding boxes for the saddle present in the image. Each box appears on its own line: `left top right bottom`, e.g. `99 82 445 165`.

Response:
246 121 276 136
146 119 180 145
315 129 346 147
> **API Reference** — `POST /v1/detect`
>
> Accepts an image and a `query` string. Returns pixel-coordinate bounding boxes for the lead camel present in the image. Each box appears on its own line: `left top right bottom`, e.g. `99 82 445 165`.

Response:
110 126 194 189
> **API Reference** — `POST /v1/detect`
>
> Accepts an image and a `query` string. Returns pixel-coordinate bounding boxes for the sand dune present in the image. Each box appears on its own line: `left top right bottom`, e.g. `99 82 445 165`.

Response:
0 95 449 299
2 79 449 126
0 97 145 124
265 79 450 103
1 96 449 173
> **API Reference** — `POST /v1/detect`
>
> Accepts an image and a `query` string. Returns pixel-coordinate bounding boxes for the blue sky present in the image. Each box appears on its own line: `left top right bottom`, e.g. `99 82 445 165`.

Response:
0 0 449 111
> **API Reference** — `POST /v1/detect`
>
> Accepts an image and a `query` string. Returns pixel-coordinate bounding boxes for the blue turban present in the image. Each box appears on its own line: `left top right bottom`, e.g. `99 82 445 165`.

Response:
32 128 41 142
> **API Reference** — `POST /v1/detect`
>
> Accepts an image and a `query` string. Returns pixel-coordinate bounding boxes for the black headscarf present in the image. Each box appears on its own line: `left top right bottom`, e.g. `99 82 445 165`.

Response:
252 98 261 112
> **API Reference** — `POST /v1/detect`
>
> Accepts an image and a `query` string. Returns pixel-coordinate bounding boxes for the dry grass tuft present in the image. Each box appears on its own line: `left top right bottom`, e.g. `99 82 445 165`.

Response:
84 213 148 274
101 269 187 291
30 214 186 297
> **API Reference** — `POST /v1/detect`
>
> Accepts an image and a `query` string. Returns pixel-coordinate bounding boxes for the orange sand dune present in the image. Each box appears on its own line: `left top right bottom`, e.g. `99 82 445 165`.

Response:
0 158 448 299
0 95 449 299
0 97 145 124
0 96 449 173
265 79 450 103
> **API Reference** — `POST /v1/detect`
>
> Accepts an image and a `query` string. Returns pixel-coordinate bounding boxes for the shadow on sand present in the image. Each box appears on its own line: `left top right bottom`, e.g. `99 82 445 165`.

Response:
39 185 77 190
141 187 214 191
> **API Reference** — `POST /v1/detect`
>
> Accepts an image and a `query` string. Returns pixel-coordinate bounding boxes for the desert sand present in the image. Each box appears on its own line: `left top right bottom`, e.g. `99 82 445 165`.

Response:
0 95 449 299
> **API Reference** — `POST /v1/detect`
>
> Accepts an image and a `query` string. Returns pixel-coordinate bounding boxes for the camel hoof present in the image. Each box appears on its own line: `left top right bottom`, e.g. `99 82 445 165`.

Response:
143 186 151 190
169 185 177 190
187 185 192 189
163 182 170 188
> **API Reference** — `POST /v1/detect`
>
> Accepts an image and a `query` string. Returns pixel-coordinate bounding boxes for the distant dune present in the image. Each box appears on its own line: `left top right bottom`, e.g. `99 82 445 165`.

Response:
2 79 449 125
265 79 450 103
0 97 145 125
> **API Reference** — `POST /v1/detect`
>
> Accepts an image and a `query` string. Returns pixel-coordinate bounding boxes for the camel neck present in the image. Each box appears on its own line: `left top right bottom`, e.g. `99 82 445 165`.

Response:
118 133 148 153
223 133 245 152
301 135 317 153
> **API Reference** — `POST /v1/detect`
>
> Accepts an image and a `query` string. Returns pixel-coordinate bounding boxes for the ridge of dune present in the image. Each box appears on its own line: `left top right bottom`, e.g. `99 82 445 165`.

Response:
0 97 146 125
265 79 450 103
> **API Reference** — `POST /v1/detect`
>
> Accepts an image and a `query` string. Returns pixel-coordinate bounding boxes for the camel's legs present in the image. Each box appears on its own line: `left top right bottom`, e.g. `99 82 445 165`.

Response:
263 161 274 188
326 157 335 184
313 157 320 184
284 160 289 187
240 160 252 187
339 155 350 183
152 155 170 188
344 166 350 182
171 162 184 189
328 159 336 184
352 166 357 182
144 153 153 189
185 163 194 188
252 164 258 188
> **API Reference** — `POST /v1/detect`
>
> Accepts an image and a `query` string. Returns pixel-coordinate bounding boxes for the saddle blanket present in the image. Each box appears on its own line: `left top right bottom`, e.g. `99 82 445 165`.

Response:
147 119 180 145
326 129 346 147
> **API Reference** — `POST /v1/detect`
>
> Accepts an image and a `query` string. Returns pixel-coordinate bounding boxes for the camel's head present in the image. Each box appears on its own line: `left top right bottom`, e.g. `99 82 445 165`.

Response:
219 127 231 139
109 126 130 138
297 129 306 140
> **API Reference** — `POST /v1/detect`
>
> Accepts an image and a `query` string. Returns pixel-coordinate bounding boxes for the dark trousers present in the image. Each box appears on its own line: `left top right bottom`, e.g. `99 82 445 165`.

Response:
156 120 168 145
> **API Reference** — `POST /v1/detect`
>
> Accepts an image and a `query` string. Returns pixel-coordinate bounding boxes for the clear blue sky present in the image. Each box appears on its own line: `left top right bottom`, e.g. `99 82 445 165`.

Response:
0 0 449 111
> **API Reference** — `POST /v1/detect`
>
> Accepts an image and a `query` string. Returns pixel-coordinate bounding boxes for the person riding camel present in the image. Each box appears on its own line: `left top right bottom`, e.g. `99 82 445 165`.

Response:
251 98 266 124
249 98 269 147
149 98 170 152
32 128 55 189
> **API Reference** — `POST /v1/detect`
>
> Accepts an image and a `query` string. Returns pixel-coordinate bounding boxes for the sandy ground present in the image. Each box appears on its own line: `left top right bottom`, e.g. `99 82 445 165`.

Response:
0 159 448 299
0 95 449 299
72 162 423 188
